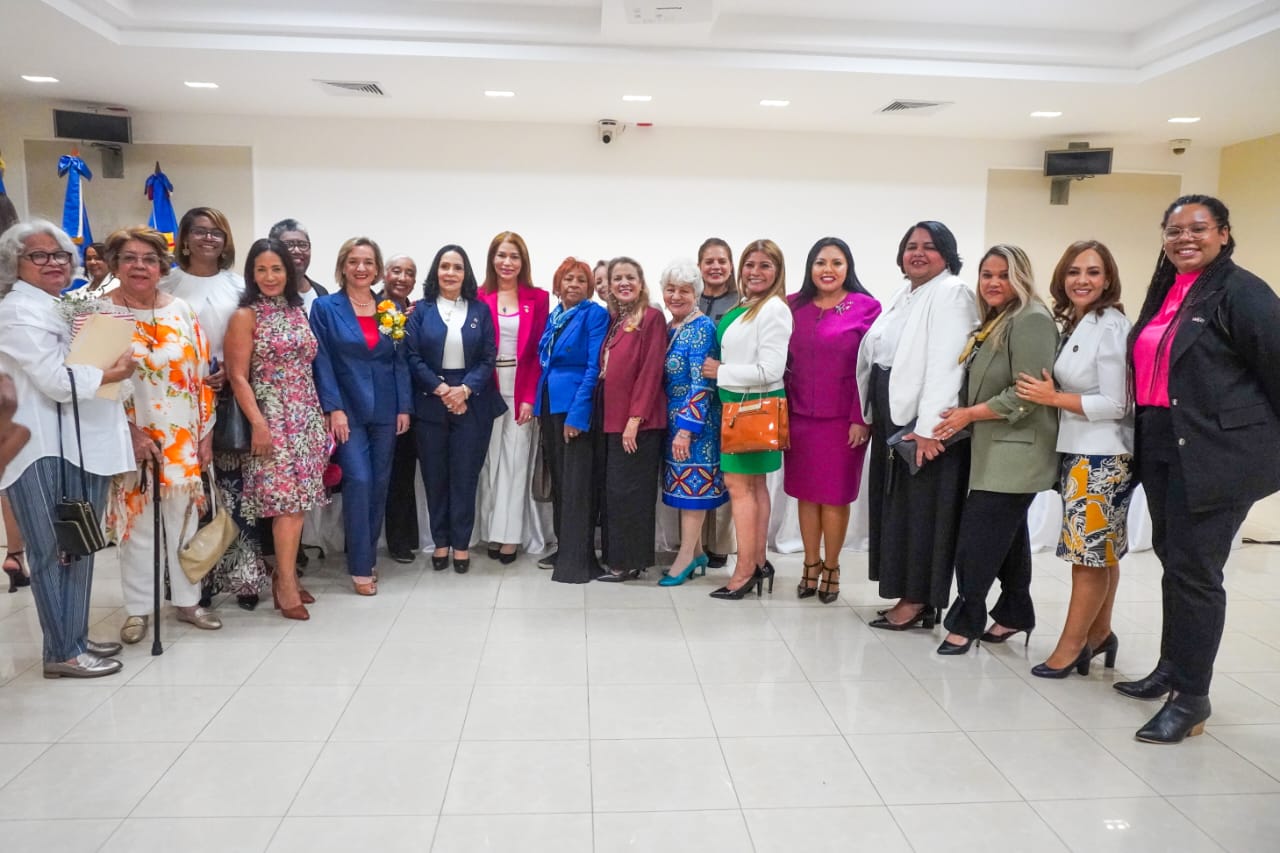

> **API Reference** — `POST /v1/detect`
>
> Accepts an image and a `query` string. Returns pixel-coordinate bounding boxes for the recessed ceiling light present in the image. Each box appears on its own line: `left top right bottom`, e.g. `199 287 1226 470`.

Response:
484 90 515 98
184 81 219 89
1030 111 1062 118
622 94 652 102
21 75 59 83
1168 116 1201 123
759 99 790 108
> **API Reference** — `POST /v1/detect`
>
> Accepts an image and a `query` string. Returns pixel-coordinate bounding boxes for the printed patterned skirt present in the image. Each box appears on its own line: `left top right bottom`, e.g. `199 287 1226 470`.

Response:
1057 453 1135 567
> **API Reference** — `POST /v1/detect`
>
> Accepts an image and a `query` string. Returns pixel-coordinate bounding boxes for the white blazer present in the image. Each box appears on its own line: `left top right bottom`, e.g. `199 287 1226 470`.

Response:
717 297 793 393
1053 307 1133 455
0 282 135 490
855 271 979 438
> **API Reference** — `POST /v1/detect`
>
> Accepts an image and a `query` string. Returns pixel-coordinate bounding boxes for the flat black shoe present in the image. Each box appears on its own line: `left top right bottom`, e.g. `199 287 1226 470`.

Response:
390 549 415 564
981 626 1031 646
1031 644 1092 679
1090 633 1119 669
198 593 213 609
537 551 558 570
705 551 727 569
1114 664 1174 700
937 636 977 655
431 554 450 571
236 594 259 612
869 607 938 632
453 557 470 574
596 568 641 583
1135 692 1210 744
487 545 501 560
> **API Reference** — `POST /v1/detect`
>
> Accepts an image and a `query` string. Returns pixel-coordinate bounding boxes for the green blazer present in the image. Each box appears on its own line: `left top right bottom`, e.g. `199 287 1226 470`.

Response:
964 301 1060 494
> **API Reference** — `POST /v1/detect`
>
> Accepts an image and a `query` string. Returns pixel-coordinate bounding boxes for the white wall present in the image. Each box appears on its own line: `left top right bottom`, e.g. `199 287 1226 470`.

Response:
0 96 1221 305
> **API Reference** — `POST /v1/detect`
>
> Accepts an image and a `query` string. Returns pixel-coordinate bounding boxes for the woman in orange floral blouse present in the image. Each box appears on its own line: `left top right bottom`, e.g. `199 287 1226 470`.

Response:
104 226 223 644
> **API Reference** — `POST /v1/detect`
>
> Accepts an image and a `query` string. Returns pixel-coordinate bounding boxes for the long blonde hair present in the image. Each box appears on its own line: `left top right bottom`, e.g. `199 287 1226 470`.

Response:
737 239 787 322
975 244 1043 350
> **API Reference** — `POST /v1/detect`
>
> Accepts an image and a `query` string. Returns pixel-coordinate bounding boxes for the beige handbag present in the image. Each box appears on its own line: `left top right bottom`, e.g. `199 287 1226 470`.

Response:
177 465 238 584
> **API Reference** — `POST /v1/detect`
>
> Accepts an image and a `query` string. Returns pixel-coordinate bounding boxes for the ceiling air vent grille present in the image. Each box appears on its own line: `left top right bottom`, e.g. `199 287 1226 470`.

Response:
315 80 386 97
879 99 951 115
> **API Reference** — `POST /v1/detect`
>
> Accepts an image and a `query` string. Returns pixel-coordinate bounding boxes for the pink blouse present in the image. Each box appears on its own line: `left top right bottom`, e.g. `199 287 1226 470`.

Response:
1133 270 1201 407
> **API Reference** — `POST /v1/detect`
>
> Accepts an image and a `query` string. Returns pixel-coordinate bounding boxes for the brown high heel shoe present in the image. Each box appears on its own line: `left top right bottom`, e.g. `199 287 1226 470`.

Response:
273 579 310 621
817 563 840 604
299 587 315 605
797 560 821 599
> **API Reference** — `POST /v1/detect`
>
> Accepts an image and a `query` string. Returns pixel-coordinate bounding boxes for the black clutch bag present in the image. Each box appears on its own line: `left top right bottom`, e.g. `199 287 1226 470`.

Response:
213 390 251 453
53 368 108 558
887 419 971 476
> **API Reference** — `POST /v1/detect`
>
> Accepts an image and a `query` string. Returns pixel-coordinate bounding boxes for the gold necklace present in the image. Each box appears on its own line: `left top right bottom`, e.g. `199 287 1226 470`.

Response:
119 290 159 350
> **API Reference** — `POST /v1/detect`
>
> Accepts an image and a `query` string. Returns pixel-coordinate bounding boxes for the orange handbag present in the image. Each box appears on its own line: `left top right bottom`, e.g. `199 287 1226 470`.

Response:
721 394 790 454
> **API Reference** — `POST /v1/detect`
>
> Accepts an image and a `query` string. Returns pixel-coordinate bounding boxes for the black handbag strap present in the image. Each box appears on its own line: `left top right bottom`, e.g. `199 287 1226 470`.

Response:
56 367 93 502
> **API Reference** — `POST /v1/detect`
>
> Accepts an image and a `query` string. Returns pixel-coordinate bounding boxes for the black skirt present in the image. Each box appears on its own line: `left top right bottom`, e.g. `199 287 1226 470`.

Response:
866 365 969 609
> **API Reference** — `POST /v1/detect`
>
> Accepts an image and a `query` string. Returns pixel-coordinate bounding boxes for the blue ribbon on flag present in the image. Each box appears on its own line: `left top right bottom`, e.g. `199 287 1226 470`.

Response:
145 166 178 254
57 154 93 257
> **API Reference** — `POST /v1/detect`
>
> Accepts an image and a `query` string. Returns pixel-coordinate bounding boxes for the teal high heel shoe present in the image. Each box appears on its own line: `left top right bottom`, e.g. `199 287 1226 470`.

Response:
658 554 709 587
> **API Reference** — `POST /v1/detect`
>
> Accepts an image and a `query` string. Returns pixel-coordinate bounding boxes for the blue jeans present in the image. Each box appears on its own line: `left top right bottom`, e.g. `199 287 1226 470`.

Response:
335 421 397 576
6 457 109 662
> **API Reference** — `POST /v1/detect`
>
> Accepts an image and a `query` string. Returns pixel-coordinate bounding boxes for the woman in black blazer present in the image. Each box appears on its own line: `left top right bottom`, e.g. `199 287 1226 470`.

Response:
1119 194 1280 744
405 245 506 573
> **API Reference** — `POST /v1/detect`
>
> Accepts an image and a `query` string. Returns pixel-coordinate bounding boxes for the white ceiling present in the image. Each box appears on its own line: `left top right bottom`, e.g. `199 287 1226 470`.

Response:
3 0 1279 145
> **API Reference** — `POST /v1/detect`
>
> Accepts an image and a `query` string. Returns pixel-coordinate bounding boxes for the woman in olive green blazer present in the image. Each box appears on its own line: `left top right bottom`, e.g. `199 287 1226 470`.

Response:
931 244 1059 655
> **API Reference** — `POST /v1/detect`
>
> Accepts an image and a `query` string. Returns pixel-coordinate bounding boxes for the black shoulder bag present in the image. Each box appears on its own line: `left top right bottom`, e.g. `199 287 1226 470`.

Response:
53 368 109 558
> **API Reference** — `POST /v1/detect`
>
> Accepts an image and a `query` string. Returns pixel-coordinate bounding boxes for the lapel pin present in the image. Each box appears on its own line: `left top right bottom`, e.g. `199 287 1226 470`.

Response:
1191 316 1206 324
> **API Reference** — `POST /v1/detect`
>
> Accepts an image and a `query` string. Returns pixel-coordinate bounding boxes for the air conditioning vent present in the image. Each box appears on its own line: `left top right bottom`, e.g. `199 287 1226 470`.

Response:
879 99 951 115
315 80 387 97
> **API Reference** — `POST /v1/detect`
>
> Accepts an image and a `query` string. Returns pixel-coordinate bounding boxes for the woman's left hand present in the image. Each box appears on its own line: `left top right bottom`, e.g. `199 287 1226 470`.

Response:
700 357 720 379
205 365 227 392
198 432 213 467
516 402 534 426
622 420 640 454
933 407 970 441
847 423 870 448
671 430 692 461
395 414 411 435
1015 369 1057 405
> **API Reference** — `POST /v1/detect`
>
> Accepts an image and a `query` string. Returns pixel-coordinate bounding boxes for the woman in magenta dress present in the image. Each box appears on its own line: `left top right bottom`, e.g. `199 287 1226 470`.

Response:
784 237 881 603
226 238 330 620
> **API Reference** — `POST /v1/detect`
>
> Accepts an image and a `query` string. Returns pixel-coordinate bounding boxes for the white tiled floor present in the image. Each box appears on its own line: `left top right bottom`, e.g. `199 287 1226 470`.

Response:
1 494 1279 851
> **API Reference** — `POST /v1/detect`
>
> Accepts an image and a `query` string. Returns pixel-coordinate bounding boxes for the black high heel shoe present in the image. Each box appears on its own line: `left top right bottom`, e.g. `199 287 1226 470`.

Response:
937 635 978 655
980 626 1032 646
1031 644 1093 679
817 563 840 604
1135 692 1210 744
1114 663 1173 700
709 568 764 600
453 556 470 574
431 553 450 571
4 551 30 593
869 606 939 631
797 560 821 599
758 562 775 595
487 545 500 560
1090 633 1119 669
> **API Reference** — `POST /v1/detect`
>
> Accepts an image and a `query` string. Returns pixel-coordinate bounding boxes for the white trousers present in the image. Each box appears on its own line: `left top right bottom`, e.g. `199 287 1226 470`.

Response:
119 493 202 615
476 366 534 545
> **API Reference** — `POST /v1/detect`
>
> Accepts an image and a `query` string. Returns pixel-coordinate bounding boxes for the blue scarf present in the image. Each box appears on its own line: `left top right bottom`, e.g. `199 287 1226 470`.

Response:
538 300 585 369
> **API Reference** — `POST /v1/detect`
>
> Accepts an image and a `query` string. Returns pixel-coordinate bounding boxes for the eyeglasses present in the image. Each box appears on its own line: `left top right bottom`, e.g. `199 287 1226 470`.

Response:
21 250 74 266
118 253 163 268
281 240 311 251
1162 223 1220 241
190 227 227 241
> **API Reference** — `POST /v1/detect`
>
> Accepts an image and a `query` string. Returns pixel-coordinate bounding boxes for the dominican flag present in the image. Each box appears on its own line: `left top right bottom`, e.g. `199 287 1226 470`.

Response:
57 153 93 259
145 163 178 254
0 149 7 195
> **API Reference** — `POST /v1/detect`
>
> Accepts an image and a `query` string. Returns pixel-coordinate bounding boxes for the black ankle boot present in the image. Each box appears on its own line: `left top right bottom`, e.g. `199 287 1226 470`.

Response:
1135 692 1211 744
1114 664 1173 700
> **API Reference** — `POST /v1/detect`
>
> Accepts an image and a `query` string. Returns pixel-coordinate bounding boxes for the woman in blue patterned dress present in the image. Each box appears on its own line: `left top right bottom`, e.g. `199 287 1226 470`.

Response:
658 260 729 587
226 238 330 621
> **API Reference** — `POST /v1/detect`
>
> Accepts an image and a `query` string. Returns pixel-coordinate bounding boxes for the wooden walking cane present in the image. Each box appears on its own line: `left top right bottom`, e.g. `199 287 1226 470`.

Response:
150 446 164 656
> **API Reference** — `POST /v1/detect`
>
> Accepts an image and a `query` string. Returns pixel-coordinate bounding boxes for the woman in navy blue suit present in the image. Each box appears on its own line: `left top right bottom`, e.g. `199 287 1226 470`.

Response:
405 245 506 573
310 237 411 595
534 257 610 583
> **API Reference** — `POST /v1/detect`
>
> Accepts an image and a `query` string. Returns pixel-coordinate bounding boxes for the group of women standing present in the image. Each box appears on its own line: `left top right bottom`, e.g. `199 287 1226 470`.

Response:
1 194 1277 751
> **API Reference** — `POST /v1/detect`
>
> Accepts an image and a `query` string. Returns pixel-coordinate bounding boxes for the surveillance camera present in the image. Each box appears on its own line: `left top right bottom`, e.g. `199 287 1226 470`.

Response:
598 119 621 145
1170 138 1191 156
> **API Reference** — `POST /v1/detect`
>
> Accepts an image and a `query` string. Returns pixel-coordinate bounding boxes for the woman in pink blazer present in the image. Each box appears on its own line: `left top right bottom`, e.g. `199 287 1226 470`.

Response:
476 231 550 562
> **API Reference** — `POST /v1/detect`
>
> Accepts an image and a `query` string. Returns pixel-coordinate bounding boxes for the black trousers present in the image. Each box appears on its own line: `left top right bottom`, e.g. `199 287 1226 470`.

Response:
944 490 1036 639
417 395 496 551
597 428 662 572
384 427 420 554
539 409 601 583
1138 407 1252 696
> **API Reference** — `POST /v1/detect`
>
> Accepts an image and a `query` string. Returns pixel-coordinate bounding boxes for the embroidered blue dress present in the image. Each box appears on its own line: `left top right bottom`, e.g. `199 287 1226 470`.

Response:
662 314 729 510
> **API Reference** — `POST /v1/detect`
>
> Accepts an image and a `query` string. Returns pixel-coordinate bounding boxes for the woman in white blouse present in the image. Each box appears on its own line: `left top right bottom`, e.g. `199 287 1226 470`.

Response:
700 239 793 599
857 221 980 631
1016 240 1134 678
